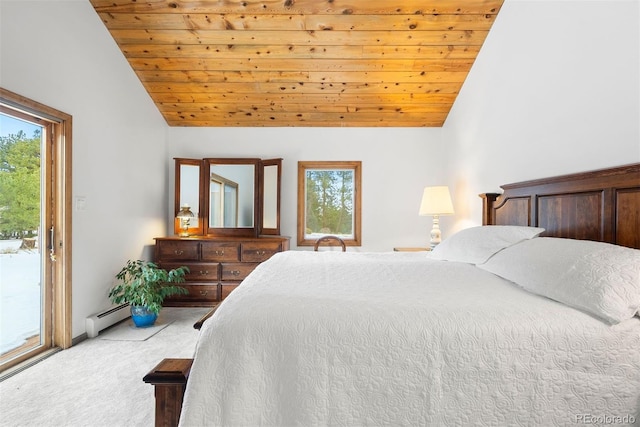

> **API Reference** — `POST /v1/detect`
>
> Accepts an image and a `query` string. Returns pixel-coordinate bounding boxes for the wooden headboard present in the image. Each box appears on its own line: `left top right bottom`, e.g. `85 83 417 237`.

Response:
480 163 640 249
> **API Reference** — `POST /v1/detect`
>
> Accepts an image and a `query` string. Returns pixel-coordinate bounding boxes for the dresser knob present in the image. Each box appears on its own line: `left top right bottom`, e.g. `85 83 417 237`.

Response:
199 290 208 296
215 250 224 256
256 250 266 256
174 250 184 255
230 270 240 276
199 270 209 275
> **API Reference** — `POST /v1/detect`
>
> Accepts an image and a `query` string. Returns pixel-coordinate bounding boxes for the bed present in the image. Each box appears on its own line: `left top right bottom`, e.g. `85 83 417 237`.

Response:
146 163 640 426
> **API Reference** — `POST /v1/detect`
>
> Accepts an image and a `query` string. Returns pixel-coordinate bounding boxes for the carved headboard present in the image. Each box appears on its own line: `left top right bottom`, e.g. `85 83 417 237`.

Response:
480 163 640 249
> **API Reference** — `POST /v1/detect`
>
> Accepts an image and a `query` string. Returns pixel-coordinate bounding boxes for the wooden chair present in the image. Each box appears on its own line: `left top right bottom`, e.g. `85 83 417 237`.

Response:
313 235 346 252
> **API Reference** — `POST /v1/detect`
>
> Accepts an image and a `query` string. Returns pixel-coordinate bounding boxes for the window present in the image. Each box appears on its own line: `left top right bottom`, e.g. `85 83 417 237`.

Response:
210 173 238 227
297 161 361 247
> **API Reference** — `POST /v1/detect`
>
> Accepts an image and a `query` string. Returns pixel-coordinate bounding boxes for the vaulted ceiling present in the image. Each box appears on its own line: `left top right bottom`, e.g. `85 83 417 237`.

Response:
90 0 503 127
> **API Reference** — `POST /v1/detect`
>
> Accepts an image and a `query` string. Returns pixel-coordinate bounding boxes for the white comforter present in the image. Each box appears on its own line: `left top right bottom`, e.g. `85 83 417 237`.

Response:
180 251 640 426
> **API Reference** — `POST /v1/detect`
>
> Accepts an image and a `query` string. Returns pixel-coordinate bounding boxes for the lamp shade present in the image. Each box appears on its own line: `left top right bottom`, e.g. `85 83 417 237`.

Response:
176 204 194 220
419 186 454 216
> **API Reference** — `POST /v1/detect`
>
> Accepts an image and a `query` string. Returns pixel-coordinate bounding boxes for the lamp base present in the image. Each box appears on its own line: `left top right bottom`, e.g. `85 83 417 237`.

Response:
178 218 190 237
429 215 442 249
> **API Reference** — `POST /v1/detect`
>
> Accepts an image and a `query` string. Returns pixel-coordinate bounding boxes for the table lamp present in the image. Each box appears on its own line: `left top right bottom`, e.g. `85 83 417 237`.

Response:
419 186 454 249
176 204 194 237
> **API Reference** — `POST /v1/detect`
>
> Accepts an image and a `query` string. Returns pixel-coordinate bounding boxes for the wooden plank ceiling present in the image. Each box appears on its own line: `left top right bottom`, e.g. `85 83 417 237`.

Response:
90 0 504 127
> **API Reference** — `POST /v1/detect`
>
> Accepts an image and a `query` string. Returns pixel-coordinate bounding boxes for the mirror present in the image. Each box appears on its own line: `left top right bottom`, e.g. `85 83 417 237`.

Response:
205 158 259 237
260 159 282 235
174 157 282 237
208 162 255 229
209 173 238 227
174 159 203 236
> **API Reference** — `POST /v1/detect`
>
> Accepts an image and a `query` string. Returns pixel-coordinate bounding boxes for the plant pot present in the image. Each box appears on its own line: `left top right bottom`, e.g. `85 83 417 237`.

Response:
130 305 158 328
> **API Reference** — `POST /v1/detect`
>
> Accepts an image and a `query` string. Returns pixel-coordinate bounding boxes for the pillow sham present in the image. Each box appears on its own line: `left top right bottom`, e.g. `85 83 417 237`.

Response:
478 237 640 324
430 225 545 264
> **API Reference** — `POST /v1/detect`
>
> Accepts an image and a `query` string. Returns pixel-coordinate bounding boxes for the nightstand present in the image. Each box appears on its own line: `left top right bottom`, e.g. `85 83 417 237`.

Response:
393 247 431 252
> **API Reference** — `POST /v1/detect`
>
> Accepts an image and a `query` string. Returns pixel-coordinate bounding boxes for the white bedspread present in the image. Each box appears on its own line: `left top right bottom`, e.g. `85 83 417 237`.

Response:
180 251 640 426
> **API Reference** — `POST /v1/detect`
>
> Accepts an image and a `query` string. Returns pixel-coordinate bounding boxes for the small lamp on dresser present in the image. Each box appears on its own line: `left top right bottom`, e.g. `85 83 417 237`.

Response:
176 204 194 237
419 186 454 249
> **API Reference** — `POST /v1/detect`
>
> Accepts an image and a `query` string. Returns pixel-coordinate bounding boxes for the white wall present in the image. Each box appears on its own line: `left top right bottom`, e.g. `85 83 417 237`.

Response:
0 0 169 338
444 0 640 232
166 127 447 251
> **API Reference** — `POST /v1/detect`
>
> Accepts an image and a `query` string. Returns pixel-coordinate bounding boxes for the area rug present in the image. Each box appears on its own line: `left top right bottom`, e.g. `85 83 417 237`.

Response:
98 320 174 341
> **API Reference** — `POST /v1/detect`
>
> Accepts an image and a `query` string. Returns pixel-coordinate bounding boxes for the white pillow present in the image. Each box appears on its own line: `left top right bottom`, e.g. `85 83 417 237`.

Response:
478 237 640 324
430 225 545 264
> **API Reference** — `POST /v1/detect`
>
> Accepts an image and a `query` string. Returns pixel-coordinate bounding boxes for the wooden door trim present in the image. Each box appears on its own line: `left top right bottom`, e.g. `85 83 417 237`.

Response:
0 87 72 352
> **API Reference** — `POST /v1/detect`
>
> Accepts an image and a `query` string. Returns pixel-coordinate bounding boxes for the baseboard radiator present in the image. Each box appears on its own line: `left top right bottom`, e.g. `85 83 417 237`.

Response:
85 303 130 338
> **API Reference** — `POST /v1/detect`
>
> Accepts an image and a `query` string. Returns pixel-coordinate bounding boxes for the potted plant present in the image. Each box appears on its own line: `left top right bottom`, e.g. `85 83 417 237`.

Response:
109 259 189 327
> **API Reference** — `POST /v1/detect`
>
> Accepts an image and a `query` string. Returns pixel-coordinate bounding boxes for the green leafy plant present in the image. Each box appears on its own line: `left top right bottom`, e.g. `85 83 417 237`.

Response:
108 260 189 314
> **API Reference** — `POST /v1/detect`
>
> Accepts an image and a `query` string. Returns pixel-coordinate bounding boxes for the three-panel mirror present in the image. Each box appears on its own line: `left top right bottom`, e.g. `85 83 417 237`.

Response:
174 158 282 237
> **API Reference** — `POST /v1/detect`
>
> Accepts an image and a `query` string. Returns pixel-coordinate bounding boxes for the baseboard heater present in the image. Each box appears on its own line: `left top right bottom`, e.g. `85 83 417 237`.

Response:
85 303 130 338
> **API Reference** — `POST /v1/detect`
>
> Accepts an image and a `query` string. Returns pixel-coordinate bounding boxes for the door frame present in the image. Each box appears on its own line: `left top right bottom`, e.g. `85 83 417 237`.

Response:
0 88 72 367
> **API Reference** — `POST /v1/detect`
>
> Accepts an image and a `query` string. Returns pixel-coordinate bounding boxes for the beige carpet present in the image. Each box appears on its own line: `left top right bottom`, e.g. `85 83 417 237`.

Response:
98 320 173 341
0 307 209 427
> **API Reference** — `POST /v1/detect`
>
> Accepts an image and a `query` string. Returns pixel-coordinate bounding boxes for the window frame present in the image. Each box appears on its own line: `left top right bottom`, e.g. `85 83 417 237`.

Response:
297 160 362 247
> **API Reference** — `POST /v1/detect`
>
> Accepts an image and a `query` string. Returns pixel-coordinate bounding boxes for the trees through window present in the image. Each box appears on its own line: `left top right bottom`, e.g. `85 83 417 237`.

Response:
297 161 361 247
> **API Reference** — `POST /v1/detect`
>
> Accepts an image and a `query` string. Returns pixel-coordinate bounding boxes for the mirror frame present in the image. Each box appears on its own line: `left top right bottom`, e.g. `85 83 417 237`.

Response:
174 158 204 236
259 158 282 236
174 157 282 238
204 158 260 237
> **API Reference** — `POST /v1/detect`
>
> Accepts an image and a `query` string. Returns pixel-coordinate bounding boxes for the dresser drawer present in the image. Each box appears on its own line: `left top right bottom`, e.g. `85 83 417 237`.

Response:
220 262 258 281
159 262 219 282
201 241 240 262
241 241 282 262
156 240 199 261
221 282 241 300
167 284 219 303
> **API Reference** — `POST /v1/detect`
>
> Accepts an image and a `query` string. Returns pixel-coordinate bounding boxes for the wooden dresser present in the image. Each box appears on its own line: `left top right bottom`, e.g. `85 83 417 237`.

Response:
155 236 290 306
